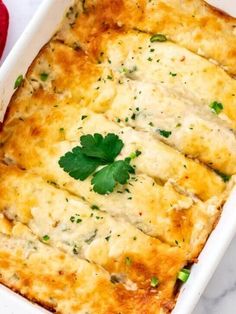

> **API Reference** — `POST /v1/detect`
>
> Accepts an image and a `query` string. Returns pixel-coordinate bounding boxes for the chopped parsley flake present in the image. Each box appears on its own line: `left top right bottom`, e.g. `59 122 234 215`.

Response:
70 216 82 223
14 75 23 89
40 72 49 81
105 235 111 241
131 113 136 120
91 205 100 210
169 72 177 77
120 65 138 75
150 276 159 287
42 235 50 242
150 34 167 43
210 101 223 114
215 170 231 182
125 256 132 266
81 115 88 120
73 245 79 255
70 216 75 223
158 129 172 138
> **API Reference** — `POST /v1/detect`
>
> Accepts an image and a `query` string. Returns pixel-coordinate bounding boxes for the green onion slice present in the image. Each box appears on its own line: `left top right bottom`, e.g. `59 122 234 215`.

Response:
150 34 167 43
14 74 23 89
178 268 190 282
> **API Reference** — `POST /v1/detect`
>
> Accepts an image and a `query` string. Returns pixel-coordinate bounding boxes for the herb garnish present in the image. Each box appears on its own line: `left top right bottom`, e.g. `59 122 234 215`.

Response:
91 205 100 210
42 235 50 242
125 256 132 266
92 159 134 194
210 101 223 114
14 75 23 89
215 170 231 182
150 276 159 287
40 72 49 81
178 268 190 283
105 235 111 241
150 34 167 43
70 215 82 223
158 129 172 138
59 133 136 194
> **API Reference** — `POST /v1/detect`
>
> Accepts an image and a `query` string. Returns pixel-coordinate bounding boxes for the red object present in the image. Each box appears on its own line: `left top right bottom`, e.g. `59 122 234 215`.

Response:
0 0 9 59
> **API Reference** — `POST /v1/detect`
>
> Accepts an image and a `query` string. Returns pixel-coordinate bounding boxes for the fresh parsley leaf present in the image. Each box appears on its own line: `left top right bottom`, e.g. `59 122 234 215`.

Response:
59 133 135 194
150 276 159 287
59 146 101 180
158 129 172 138
92 160 134 195
210 101 223 114
150 34 167 42
80 133 124 163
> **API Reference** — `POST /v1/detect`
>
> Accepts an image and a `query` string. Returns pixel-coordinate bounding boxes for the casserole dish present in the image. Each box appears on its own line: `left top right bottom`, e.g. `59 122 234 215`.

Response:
0 1 236 313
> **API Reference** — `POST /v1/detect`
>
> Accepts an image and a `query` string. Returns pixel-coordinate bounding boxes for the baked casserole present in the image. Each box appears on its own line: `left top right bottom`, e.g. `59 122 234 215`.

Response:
0 0 236 313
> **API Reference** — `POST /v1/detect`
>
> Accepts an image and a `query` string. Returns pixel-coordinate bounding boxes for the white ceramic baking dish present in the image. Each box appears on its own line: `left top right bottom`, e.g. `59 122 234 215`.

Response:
0 1 236 313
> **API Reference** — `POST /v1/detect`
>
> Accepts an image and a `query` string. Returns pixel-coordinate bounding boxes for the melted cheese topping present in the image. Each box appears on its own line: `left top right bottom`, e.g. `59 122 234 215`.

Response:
0 1 235 313
56 0 236 76
0 221 178 314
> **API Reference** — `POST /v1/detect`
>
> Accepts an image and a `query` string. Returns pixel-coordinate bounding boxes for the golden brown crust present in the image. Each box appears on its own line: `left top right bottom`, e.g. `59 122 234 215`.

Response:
0 221 181 313
56 0 236 75
0 163 188 294
0 1 235 313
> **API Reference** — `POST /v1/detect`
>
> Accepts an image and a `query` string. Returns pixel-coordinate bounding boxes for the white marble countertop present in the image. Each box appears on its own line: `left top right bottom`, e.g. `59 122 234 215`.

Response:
1 1 236 313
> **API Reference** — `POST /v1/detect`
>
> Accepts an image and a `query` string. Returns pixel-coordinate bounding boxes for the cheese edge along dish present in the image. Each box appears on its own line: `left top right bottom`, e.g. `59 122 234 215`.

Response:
0 1 236 313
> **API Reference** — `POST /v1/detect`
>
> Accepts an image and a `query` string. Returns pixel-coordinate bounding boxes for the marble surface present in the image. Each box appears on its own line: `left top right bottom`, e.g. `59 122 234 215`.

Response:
1 1 236 313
